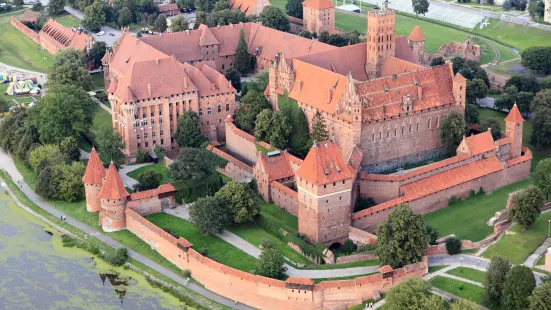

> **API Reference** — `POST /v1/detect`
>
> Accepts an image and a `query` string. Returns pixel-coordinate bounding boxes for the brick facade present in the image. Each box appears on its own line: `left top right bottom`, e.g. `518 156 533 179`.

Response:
303 5 335 34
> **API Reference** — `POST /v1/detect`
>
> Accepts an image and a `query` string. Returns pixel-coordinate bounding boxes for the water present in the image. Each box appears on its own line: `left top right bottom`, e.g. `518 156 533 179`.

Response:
0 191 188 310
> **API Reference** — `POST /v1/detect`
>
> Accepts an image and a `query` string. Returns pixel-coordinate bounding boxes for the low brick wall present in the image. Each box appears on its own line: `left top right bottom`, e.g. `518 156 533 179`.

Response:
270 181 298 216
348 227 377 245
335 253 377 265
10 17 40 45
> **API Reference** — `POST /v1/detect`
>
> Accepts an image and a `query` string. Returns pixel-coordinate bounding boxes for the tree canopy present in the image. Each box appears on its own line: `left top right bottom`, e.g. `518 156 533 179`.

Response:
385 278 444 310
168 147 218 181
133 169 162 192
169 15 189 32
83 0 106 32
254 247 287 279
190 196 231 235
47 48 93 91
484 256 512 306
509 185 544 229
224 66 241 92
311 111 329 143
481 117 502 141
285 0 303 18
118 7 133 27
528 280 551 310
96 123 125 162
440 111 467 154
173 111 205 148
465 103 480 125
502 265 536 310
235 90 271 131
412 0 429 15
48 0 65 15
234 29 250 75
259 6 290 32
466 78 488 104
89 41 107 68
533 158 551 200
154 13 168 32
521 46 551 73
215 181 259 224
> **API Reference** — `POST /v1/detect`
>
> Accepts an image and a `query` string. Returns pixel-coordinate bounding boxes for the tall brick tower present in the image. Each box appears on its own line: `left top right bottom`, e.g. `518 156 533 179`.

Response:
452 70 467 111
296 141 355 245
366 5 395 77
504 103 524 159
82 147 106 212
302 0 336 35
407 26 425 65
98 162 130 232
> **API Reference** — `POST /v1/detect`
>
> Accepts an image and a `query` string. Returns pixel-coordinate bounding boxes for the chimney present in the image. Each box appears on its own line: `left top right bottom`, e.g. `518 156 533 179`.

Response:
328 89 332 103
230 23 233 29
186 30 190 36
148 83 151 96
184 76 188 89
298 80 303 93
417 86 423 100
156 58 159 65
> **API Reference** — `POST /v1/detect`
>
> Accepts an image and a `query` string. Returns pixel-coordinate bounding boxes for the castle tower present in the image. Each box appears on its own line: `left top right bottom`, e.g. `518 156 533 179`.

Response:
98 162 130 232
82 147 106 213
407 26 425 65
267 53 295 110
302 0 335 35
505 103 524 159
452 71 467 111
366 7 396 77
296 141 355 245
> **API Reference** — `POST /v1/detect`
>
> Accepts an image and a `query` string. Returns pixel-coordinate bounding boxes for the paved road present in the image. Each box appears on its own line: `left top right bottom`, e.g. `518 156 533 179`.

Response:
64 6 122 47
0 61 47 85
524 238 551 268
118 163 153 188
0 148 251 310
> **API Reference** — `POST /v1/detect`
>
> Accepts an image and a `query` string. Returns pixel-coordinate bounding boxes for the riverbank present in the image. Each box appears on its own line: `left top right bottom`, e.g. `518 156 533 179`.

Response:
0 170 232 310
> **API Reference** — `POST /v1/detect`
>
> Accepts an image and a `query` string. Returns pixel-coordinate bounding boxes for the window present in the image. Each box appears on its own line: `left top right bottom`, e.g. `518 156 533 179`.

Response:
372 133 375 141
409 124 412 133
159 108 162 116
145 142 149 148
134 114 138 120
137 143 141 148
218 105 221 113
142 112 146 118
159 117 163 124
161 139 164 145
144 132 148 138
136 133 141 139
152 131 156 137
379 131 382 140
417 123 419 132
160 129 164 136
199 107 203 116
226 104 230 112
207 107 212 115
151 111 154 117
151 117 155 125
142 119 148 126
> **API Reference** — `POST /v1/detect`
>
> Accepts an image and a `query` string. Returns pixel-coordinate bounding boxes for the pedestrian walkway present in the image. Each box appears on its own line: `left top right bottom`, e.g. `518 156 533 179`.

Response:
0 149 252 310
118 163 153 188
439 273 484 287
0 61 47 85
524 238 551 267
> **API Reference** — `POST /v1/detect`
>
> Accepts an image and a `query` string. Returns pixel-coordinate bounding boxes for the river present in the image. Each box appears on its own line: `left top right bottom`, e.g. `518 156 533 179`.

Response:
0 190 189 309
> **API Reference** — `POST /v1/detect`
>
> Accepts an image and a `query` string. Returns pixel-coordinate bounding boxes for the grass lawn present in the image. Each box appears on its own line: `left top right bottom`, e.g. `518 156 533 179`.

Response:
145 212 259 272
313 272 378 283
300 258 380 270
446 267 486 284
90 73 105 90
0 23 54 72
127 161 170 184
428 265 449 273
482 212 551 264
259 201 299 232
227 223 312 265
472 19 551 52
423 178 532 241
54 13 81 28
431 276 485 305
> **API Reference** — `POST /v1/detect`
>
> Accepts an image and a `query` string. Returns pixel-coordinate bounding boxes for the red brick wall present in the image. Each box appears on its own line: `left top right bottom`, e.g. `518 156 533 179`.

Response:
348 227 377 245
359 179 400 204
10 17 41 45
335 253 377 264
270 181 299 216
225 121 258 165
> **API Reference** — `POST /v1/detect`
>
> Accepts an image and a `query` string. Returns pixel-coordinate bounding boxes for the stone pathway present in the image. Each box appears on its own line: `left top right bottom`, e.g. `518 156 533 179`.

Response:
117 163 153 188
524 238 551 268
164 206 382 279
439 273 484 287
0 148 251 310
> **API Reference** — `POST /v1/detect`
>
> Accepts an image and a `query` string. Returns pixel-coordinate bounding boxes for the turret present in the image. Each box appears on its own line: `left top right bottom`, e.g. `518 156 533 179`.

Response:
505 104 524 159
98 162 130 232
452 71 467 110
407 26 425 65
82 147 106 213
366 8 396 77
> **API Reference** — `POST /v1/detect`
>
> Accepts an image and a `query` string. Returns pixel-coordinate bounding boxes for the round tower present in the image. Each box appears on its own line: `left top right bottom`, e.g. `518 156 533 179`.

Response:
98 162 130 232
82 147 106 213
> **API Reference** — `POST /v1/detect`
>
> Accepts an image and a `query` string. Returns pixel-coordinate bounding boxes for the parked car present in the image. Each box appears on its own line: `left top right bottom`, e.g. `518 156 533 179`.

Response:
96 31 105 36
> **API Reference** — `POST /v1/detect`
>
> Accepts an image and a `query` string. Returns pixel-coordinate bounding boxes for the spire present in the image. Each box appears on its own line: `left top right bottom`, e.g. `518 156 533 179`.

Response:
97 162 129 200
82 147 106 185
505 103 524 123
407 26 425 42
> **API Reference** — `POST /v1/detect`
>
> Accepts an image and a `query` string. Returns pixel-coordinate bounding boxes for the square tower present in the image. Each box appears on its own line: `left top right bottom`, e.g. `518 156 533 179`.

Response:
505 103 524 159
366 8 396 77
302 0 336 34
295 141 355 245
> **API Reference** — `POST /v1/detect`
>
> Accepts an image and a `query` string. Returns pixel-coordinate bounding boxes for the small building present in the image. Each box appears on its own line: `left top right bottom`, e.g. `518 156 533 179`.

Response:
157 3 180 16
39 19 94 55
19 9 41 24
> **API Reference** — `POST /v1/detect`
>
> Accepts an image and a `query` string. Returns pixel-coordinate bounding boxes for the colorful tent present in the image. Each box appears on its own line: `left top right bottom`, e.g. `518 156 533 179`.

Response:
6 82 19 95
18 80 35 90
0 72 7 83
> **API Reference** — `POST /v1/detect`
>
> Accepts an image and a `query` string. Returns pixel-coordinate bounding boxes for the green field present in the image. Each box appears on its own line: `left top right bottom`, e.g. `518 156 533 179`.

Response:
145 212 259 272
446 267 486 284
431 276 485 305
90 73 105 90
428 265 449 273
312 272 378 283
423 178 532 241
0 23 54 72
127 162 170 184
472 19 551 52
483 212 551 264
54 14 81 28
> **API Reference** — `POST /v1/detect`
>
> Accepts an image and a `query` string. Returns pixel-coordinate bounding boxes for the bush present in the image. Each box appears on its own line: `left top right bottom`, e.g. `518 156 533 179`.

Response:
478 187 485 195
488 88 502 95
260 238 273 249
340 239 358 255
354 197 376 212
356 244 377 253
445 237 462 255
103 248 129 266
135 148 150 163
448 195 459 205
470 189 477 197
182 269 191 278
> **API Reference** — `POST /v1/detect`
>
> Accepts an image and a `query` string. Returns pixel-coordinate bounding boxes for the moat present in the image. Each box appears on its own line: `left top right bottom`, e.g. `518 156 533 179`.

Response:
0 190 188 309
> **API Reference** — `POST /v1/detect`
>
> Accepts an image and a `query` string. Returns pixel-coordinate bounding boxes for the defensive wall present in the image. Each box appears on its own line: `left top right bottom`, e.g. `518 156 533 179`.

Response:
125 208 428 309
10 17 40 45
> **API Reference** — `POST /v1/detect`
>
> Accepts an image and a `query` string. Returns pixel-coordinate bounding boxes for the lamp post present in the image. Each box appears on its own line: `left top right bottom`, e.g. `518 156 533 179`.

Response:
547 219 550 238
460 256 464 273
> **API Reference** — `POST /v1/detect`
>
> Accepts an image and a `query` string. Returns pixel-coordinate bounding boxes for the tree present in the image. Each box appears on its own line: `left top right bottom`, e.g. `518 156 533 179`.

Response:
297 30 313 39
445 236 461 255
235 90 271 131
32 2 44 11
268 111 291 149
254 248 287 279
15 123 40 164
96 124 125 161
28 144 64 173
451 56 465 75
13 0 24 8
534 158 551 200
0 97 8 116
136 0 157 13
133 169 161 191
528 281 551 310
318 30 330 43
531 107 551 150
48 0 65 15
254 109 272 141
33 85 95 144
286 0 303 18
195 0 214 11
465 103 480 125
430 57 445 67
311 111 329 143
450 299 479 310
224 66 241 92
213 0 230 11
47 48 92 91
215 181 259 223
425 224 439 245
89 42 107 68
505 74 540 94
259 6 290 32
60 136 82 163
484 256 512 305
412 0 429 15
440 111 467 154
190 196 231 235
502 265 536 310
147 13 156 26
530 89 551 113
516 91 534 115
173 111 205 148
178 0 195 10
509 185 544 229
385 278 441 310
170 15 189 32
58 161 86 202
376 204 429 268
521 46 551 73
289 106 312 156
118 7 133 27
234 29 250 75
168 148 217 180
466 78 488 104
481 117 502 141
541 76 551 90
154 14 167 32
528 0 545 21
36 161 57 199
241 71 269 96
83 0 106 32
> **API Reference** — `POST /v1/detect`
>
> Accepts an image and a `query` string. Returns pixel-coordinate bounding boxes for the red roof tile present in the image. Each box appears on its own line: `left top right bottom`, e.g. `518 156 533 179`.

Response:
39 19 89 51
506 147 532 166
295 43 368 81
82 147 106 185
379 56 424 77
97 162 129 200
296 141 355 185
286 276 314 285
157 3 179 14
505 104 524 123
407 26 425 41
198 24 220 46
258 152 295 182
130 184 176 200
378 265 393 273
303 0 335 9
457 131 495 156
394 35 416 64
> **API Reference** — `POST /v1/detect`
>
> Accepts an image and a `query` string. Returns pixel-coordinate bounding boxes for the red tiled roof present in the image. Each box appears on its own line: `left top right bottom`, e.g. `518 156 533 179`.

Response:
495 137 512 146
82 147 106 185
407 26 425 41
378 265 393 273
39 19 89 51
394 35 416 64
295 43 368 81
457 131 495 156
158 3 179 13
19 9 40 23
506 147 532 167
258 152 295 182
286 276 314 285
97 162 129 200
130 184 176 200
229 0 268 15
198 24 219 46
303 0 335 9
345 145 364 171
505 104 524 123
379 56 424 77
453 73 467 82
356 65 455 122
296 141 355 185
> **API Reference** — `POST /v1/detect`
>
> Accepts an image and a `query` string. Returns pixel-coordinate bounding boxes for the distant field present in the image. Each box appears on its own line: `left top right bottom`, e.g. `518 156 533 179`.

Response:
54 14 81 28
472 19 551 52
0 23 53 72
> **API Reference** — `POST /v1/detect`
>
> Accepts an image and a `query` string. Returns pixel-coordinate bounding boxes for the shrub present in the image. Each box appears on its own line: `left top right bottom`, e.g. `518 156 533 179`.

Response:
448 195 459 205
478 187 485 195
103 248 129 266
354 197 376 212
260 238 273 249
182 269 191 279
470 189 477 197
356 243 377 253
488 88 502 95
340 239 357 255
445 237 462 255
135 148 150 163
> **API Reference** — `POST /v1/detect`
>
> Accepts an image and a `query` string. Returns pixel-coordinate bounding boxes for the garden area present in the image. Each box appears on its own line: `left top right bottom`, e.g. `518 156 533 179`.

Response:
446 267 486 283
431 276 487 306
54 13 81 28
